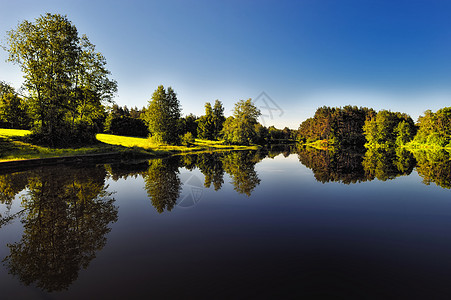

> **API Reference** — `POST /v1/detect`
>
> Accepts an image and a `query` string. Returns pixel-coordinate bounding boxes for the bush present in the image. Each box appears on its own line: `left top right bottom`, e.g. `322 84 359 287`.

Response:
181 132 195 146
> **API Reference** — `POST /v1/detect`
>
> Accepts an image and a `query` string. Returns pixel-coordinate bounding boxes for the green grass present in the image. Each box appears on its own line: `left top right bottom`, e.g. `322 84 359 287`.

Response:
0 128 31 137
0 129 131 162
96 134 258 151
0 129 259 162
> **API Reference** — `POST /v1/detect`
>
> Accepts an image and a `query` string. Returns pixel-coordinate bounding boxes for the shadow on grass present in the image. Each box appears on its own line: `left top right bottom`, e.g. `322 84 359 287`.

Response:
0 134 162 162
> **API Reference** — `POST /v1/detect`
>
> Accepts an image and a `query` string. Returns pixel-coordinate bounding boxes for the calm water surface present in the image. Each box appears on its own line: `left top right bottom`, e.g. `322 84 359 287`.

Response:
1 147 451 299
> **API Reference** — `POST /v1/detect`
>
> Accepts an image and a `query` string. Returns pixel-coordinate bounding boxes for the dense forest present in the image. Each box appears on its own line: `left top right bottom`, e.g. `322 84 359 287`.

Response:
297 105 449 149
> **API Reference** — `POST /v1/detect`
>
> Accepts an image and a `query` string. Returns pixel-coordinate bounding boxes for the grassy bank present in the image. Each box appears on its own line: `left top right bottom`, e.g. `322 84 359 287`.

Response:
0 129 258 162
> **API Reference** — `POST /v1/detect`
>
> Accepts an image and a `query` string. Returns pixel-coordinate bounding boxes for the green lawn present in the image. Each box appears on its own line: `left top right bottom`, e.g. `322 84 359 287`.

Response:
0 129 258 162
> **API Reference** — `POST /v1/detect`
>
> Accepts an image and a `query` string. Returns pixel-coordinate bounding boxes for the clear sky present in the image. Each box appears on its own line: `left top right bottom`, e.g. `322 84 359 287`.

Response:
1 0 450 128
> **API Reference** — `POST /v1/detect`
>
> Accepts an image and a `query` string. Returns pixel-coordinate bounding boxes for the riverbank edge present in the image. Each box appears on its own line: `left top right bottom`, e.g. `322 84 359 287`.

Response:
0 145 262 172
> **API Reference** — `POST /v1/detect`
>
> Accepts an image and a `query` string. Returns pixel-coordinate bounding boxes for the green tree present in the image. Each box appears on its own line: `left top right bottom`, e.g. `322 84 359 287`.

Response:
104 104 148 137
363 110 415 148
180 113 198 137
297 106 374 146
144 85 181 144
3 13 117 146
222 99 261 145
0 82 30 129
414 108 451 147
212 100 225 139
197 102 215 139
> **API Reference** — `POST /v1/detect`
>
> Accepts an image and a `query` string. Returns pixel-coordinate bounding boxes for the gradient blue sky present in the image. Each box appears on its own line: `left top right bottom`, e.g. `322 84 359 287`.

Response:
1 0 451 128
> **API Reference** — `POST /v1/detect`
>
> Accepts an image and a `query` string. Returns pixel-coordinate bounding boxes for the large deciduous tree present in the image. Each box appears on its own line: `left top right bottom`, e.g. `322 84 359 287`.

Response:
222 99 261 145
3 13 117 146
144 85 181 144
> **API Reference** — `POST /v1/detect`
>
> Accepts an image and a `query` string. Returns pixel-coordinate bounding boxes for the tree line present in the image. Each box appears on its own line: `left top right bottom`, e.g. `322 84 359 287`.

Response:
297 105 450 148
0 13 297 147
1 13 448 149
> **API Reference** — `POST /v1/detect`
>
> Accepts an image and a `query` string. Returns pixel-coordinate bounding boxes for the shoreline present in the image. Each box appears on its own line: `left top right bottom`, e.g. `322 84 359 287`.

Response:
0 145 262 172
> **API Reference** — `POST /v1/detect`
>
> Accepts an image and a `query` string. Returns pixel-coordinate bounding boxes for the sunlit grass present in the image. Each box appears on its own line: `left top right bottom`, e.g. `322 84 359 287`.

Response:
0 129 258 162
0 128 31 138
0 129 126 162
96 134 258 151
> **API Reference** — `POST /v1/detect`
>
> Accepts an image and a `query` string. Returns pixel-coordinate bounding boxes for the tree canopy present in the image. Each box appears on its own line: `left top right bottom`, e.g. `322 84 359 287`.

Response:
143 85 181 145
222 99 261 145
297 106 374 147
3 13 117 146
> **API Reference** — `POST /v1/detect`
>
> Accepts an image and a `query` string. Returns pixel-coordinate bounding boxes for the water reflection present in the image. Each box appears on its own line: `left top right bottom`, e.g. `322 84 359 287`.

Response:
144 157 182 213
362 148 415 181
413 150 451 189
297 146 368 184
0 147 451 295
296 146 419 184
222 151 262 196
1 165 117 292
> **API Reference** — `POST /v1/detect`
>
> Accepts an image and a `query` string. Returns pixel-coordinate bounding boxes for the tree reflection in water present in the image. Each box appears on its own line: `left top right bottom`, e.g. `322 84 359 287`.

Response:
1 165 117 292
143 157 182 213
222 151 262 196
297 146 369 184
140 151 265 213
0 147 451 293
362 147 415 181
413 150 451 189
297 146 417 184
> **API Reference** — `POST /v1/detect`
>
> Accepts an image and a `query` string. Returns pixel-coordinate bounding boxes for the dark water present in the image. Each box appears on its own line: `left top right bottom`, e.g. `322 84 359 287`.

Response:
1 147 451 299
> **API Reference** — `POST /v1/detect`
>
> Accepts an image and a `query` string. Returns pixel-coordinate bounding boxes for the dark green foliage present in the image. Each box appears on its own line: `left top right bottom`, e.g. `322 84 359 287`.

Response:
413 108 451 147
0 82 31 129
222 99 261 145
197 100 225 140
144 157 181 213
180 114 198 137
298 106 374 147
3 13 117 147
144 85 181 144
254 123 269 144
297 146 368 184
2 165 117 292
196 152 225 190
363 110 416 147
212 100 226 139
362 148 415 180
297 147 415 183
222 151 261 195
414 150 451 188
197 102 215 139
104 104 148 137
267 126 295 142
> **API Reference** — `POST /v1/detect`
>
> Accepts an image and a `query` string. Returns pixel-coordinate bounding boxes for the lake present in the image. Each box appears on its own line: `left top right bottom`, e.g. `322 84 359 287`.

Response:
1 146 451 299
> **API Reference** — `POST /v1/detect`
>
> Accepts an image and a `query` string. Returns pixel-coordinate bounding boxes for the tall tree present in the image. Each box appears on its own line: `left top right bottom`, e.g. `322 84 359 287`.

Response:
222 99 261 145
3 13 117 146
197 102 215 140
144 85 181 144
212 100 225 139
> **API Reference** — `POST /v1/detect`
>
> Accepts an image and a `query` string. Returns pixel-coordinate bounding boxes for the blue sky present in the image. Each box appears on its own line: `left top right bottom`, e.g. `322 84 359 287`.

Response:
1 0 451 128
